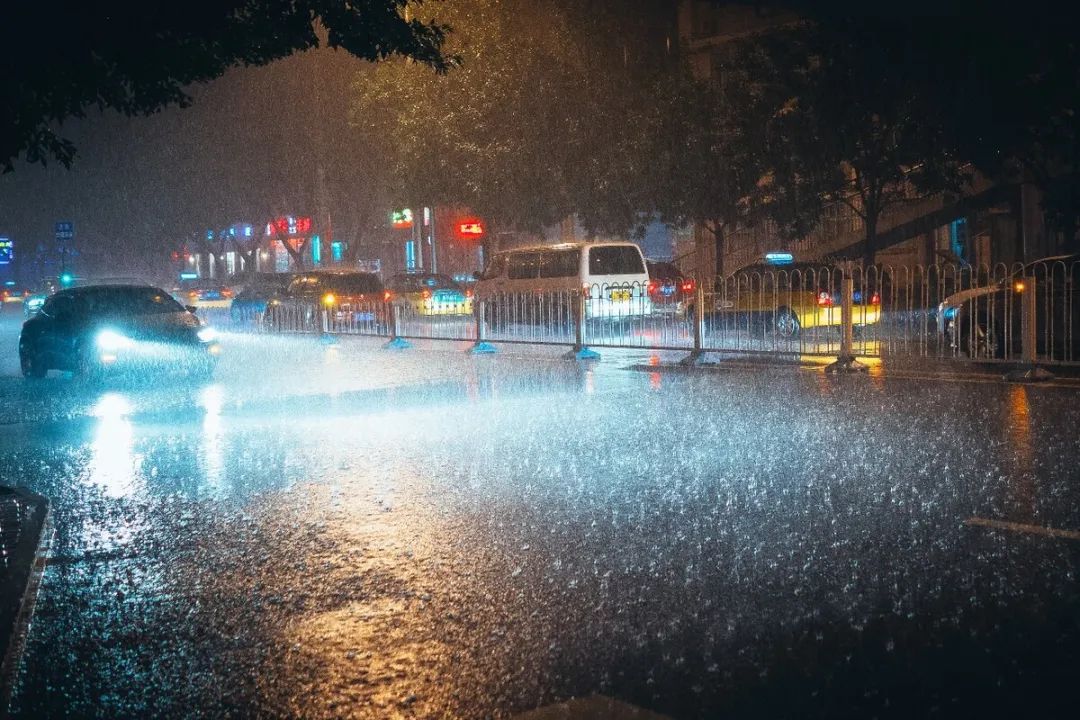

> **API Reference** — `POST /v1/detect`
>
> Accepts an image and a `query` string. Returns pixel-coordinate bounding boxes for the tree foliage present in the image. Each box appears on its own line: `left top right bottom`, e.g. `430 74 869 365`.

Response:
353 0 671 236
1 0 449 172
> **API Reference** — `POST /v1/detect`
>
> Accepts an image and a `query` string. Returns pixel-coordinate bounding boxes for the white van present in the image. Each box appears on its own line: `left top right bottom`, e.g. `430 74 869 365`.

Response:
475 241 652 319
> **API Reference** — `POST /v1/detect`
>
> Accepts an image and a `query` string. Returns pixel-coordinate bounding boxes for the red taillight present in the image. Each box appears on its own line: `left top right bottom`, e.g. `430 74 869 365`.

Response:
465 289 474 299
817 291 833 307
422 289 432 299
681 279 695 293
383 290 392 302
870 292 880 305
647 280 658 295
222 288 234 298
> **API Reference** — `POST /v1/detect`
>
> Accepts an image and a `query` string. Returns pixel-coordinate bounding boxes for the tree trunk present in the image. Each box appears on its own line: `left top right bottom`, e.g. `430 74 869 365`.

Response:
281 239 309 269
710 220 726 280
863 212 878 268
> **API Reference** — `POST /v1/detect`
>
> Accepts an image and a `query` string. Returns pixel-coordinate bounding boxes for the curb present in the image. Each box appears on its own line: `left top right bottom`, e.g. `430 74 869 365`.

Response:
0 487 51 715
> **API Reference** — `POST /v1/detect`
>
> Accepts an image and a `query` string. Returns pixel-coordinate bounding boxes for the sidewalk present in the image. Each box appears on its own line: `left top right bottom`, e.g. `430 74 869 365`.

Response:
0 487 50 713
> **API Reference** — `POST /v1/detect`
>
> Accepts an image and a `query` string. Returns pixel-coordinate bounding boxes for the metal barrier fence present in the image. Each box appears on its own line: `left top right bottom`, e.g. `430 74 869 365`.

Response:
200 260 1079 368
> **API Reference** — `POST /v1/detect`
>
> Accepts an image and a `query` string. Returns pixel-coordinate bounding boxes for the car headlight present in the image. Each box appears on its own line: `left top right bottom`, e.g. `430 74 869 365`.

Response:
96 329 134 351
197 326 218 343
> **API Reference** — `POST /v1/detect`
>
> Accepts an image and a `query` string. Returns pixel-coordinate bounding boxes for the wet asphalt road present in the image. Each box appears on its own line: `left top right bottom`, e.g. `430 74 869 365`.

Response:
2 310 1080 719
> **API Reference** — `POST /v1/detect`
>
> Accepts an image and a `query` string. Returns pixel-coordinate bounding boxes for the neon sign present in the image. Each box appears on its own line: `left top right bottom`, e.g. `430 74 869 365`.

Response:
268 216 312 236
456 219 485 240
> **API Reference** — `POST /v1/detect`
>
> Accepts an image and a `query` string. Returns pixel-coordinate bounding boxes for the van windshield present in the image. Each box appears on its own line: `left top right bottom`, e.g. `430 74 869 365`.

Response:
588 246 644 276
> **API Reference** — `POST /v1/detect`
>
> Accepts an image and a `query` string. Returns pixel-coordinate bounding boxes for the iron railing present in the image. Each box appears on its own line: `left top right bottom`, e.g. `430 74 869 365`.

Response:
202 260 1080 368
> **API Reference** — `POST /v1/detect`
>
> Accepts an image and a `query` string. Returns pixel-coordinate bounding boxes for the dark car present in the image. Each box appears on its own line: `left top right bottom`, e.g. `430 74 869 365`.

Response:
646 260 694 314
174 278 235 307
267 272 388 332
2 282 32 310
230 273 295 325
18 284 221 379
939 255 1080 361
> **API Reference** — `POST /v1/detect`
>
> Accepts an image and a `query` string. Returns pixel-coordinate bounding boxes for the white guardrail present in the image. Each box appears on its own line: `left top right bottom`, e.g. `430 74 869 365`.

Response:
202 261 1079 370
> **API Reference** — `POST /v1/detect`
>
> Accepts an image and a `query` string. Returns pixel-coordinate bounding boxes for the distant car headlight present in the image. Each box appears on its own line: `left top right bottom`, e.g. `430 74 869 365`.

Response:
96 329 135 351
26 297 44 310
197 327 218 343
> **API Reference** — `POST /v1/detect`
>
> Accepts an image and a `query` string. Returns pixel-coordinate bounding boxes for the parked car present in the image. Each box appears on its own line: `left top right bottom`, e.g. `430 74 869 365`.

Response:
18 284 220 379
645 260 695 314
175 278 235 308
2 283 32 310
690 262 881 338
267 272 388 331
938 254 1080 360
230 273 295 325
386 273 473 316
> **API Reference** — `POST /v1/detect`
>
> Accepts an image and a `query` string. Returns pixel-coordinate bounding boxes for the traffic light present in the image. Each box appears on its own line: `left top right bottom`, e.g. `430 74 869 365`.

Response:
60 272 74 287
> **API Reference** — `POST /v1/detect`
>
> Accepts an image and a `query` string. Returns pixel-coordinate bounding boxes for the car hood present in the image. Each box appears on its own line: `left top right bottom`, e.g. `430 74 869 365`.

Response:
91 311 202 340
940 283 1005 308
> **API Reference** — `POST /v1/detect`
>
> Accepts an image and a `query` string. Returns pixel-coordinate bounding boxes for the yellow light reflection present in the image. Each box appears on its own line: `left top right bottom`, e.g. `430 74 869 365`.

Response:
1005 384 1035 522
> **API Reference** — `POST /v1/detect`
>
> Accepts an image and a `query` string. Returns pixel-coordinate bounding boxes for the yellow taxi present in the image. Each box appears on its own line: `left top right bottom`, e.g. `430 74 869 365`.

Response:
386 273 473 316
710 262 881 337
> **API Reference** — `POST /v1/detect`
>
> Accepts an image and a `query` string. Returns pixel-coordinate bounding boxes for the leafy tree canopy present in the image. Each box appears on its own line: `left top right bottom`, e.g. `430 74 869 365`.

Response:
1 0 449 172
353 0 672 235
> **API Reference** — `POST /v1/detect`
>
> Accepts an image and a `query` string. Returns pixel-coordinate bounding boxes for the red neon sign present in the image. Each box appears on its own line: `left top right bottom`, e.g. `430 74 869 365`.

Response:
457 219 485 239
269 216 312 236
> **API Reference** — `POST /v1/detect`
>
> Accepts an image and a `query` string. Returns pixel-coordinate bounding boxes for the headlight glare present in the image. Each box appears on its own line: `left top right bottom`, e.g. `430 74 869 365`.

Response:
96 329 134 351
197 327 218 343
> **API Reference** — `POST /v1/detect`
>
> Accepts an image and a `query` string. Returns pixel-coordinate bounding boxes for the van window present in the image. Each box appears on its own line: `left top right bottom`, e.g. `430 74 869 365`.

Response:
508 252 541 280
588 246 644 276
539 249 580 278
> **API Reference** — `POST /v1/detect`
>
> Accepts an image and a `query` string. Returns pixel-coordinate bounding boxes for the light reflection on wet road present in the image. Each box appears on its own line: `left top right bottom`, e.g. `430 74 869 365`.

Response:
2 317 1080 718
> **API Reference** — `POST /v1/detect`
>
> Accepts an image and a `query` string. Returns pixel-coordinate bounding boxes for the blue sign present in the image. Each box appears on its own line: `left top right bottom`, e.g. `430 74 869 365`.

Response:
765 252 794 265
55 222 74 241
0 238 12 265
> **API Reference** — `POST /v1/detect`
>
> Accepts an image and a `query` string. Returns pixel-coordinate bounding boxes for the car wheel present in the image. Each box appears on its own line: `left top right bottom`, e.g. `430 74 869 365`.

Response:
775 308 800 338
20 351 46 379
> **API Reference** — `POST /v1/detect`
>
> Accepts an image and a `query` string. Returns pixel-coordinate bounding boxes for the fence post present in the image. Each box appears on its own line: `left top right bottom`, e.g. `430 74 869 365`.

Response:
563 288 600 361
319 306 339 346
382 301 412 349
1007 276 1053 381
468 298 497 354
679 277 707 366
825 261 868 373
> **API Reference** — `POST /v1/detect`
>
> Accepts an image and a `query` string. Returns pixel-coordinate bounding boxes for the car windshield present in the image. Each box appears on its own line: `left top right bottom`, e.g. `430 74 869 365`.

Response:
64 286 184 316
647 262 682 281
389 274 461 292
236 275 292 298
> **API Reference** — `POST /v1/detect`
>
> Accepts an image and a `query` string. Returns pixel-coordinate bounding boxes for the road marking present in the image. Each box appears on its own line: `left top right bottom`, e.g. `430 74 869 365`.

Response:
512 695 672 720
965 517 1080 541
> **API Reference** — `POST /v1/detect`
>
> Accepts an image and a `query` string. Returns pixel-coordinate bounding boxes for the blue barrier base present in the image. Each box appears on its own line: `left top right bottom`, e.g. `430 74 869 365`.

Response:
563 346 601 361
319 333 339 346
382 337 413 350
468 341 498 354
